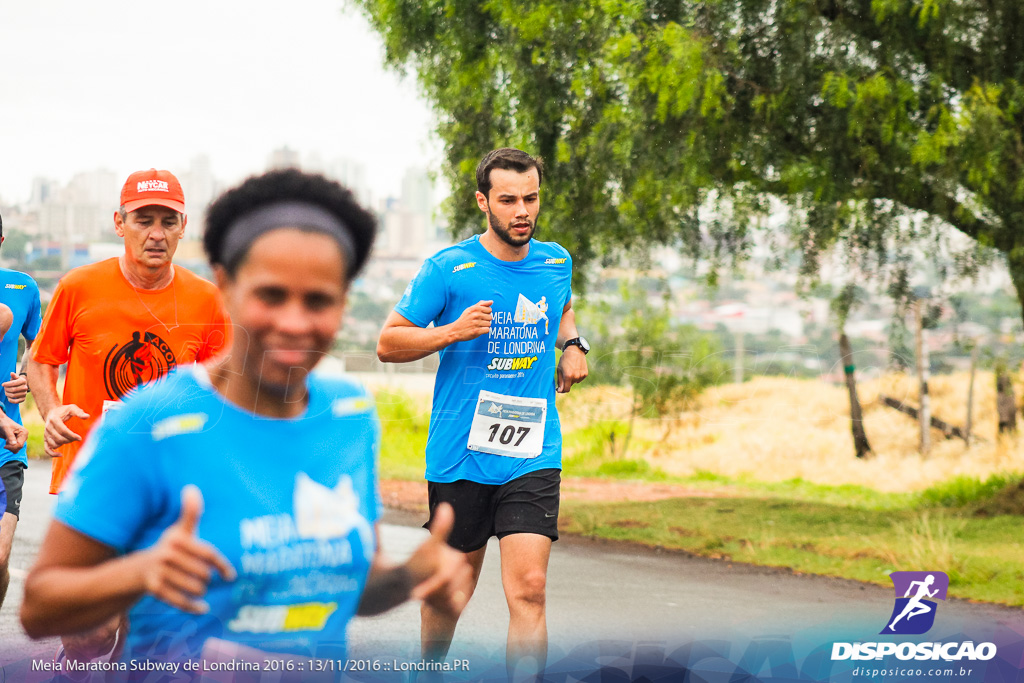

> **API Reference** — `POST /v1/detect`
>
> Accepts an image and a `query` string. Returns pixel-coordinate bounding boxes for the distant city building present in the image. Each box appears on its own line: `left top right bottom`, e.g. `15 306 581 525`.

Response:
267 146 301 170
6 152 452 295
326 157 371 206
371 167 449 261
28 177 60 210
66 169 118 207
180 155 217 239
401 167 432 218
32 168 119 247
39 203 109 243
181 154 217 214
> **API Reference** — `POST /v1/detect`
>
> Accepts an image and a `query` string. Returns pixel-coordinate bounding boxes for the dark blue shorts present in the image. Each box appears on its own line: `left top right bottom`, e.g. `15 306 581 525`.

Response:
0 461 25 517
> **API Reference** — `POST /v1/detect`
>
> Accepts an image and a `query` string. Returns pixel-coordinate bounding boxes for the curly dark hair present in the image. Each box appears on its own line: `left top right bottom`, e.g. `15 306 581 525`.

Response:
475 148 544 199
204 169 376 280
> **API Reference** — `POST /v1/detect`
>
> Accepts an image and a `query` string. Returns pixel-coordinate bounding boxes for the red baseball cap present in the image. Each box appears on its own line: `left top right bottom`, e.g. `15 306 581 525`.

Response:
120 169 185 213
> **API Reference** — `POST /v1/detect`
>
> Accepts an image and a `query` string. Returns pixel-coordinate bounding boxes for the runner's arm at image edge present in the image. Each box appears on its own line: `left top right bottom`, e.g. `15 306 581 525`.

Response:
377 302 493 364
20 523 141 637
22 489 234 638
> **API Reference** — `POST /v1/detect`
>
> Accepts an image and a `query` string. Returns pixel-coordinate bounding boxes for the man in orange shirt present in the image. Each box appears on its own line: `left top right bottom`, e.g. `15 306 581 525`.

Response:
25 168 228 666
28 168 229 494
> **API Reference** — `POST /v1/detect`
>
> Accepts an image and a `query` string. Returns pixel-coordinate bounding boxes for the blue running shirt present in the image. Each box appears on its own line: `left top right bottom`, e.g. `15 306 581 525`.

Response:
395 235 573 484
55 366 381 661
0 268 41 465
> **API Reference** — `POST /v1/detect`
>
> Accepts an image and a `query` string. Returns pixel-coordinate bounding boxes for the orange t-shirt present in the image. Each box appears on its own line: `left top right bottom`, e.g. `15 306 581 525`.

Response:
33 258 230 493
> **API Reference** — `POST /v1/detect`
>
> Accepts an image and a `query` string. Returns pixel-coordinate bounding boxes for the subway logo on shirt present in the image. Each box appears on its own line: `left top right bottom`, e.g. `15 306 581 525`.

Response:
228 602 337 633
487 356 539 371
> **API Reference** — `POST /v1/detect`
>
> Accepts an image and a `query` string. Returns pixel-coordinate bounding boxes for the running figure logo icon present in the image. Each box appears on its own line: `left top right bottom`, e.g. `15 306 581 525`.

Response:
514 294 549 335
881 571 949 635
103 330 178 399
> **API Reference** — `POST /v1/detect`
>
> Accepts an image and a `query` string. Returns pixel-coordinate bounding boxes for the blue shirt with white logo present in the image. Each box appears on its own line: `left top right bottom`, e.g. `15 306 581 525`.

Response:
395 235 573 484
55 366 381 661
0 268 41 465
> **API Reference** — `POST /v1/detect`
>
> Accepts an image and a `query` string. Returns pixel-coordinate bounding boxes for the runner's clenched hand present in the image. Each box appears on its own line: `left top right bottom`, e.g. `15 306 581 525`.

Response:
556 345 588 393
0 416 27 453
449 300 493 343
3 372 28 404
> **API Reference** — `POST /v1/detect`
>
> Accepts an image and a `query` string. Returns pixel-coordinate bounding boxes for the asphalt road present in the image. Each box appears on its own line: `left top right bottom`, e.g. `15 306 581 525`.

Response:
348 512 1022 668
1 464 1021 679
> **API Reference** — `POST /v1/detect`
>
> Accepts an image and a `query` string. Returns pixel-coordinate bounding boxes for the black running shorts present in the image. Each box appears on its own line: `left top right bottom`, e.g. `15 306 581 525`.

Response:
0 461 25 518
424 468 561 552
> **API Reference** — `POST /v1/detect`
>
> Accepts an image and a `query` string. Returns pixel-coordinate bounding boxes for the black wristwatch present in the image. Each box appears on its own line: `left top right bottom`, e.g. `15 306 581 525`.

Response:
562 336 590 355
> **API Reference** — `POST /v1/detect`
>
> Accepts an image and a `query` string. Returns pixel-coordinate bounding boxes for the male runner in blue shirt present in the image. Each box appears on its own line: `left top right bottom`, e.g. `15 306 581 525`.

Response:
0 212 42 610
378 148 589 674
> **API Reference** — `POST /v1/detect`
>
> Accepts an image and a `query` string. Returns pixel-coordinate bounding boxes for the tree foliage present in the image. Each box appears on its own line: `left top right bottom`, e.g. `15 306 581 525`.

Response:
580 280 728 454
584 281 728 416
351 0 1023 319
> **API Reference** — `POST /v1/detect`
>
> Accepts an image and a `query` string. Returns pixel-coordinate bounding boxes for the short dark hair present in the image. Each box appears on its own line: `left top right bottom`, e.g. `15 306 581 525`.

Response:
204 169 377 280
475 148 544 199
0 210 4 240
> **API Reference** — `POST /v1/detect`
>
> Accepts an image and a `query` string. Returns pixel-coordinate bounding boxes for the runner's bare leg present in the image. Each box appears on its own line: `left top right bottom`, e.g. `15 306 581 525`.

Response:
0 512 18 609
499 533 552 676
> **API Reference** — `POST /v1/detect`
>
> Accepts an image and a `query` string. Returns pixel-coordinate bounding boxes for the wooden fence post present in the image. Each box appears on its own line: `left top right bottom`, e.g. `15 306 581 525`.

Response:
965 345 977 447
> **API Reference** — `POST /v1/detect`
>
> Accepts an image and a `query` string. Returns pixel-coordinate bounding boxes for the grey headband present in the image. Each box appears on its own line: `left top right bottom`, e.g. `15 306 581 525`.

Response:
221 201 357 272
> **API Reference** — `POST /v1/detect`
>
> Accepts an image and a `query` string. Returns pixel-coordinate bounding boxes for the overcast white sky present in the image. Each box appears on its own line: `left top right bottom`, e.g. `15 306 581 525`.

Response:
0 0 439 204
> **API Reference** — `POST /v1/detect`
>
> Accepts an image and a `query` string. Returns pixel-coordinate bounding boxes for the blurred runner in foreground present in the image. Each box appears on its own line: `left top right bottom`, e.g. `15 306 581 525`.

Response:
22 169 472 669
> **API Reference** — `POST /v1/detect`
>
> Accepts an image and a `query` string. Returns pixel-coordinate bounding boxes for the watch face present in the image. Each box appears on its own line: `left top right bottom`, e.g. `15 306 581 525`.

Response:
565 336 590 353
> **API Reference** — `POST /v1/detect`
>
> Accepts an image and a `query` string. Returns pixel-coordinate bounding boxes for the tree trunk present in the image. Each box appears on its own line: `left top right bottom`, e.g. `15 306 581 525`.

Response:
839 333 871 458
1003 250 1024 434
1003 251 1024 433
1008 250 1024 331
997 371 1017 433
915 300 930 455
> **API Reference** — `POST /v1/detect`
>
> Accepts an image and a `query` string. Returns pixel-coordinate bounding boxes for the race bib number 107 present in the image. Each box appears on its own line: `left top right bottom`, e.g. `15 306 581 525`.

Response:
467 390 546 458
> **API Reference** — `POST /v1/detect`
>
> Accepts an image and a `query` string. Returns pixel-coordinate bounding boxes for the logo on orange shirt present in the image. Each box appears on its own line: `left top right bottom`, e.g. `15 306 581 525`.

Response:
103 331 178 399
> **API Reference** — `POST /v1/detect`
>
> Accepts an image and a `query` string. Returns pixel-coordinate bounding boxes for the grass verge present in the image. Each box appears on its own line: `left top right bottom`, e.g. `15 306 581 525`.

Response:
376 390 431 481
559 477 1024 606
19 395 45 460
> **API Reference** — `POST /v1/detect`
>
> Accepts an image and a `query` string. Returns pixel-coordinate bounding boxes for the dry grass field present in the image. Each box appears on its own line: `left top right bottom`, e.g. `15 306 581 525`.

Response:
559 371 1024 493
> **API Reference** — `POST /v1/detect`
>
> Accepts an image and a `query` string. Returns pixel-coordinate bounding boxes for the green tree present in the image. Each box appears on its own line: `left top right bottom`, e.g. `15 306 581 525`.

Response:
583 282 728 454
351 0 1018 316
